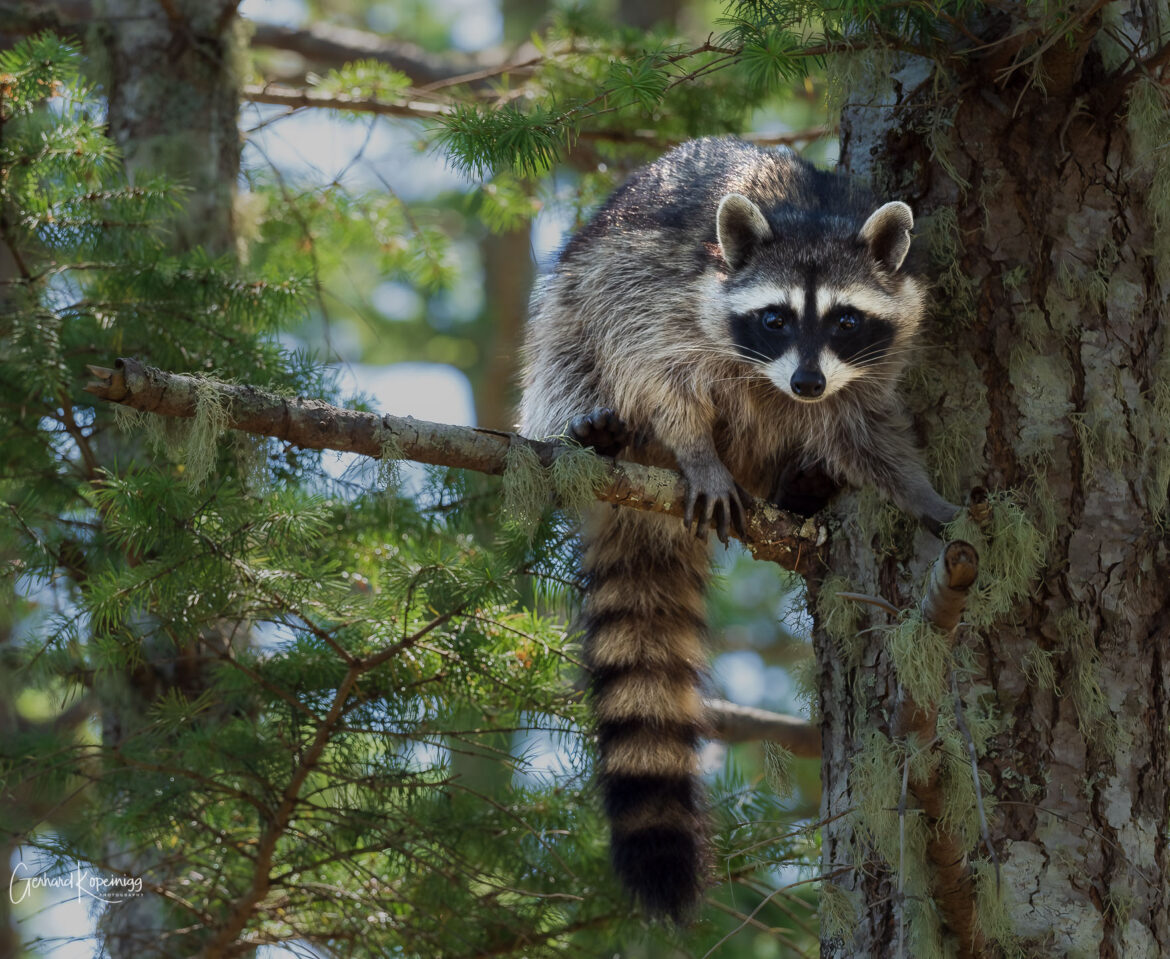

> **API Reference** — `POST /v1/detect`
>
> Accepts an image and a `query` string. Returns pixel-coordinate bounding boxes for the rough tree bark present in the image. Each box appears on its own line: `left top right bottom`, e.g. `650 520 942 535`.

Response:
817 5 1170 957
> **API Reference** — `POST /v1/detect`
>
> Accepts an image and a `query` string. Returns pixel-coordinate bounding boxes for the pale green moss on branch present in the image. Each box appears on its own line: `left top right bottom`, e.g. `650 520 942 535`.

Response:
815 573 868 667
763 741 795 798
852 731 931 894
819 881 859 942
373 425 406 491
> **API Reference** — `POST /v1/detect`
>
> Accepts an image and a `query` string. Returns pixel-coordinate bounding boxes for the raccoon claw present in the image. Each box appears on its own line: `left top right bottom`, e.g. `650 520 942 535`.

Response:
682 470 747 546
569 407 630 458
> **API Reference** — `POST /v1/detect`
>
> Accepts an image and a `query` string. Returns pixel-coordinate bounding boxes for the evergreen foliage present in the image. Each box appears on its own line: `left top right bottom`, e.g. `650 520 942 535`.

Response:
2 27 820 957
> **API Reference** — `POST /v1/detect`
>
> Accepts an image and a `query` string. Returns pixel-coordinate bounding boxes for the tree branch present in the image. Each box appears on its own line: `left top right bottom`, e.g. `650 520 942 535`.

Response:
84 357 825 573
246 20 534 88
706 699 819 757
242 82 450 120
249 21 463 84
239 81 834 153
891 540 983 959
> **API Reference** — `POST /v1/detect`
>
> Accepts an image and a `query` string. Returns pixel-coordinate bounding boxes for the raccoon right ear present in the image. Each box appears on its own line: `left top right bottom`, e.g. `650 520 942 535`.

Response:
716 193 773 270
860 201 914 273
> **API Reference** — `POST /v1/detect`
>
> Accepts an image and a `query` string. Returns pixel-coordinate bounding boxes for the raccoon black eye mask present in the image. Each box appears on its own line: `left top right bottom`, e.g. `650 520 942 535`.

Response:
519 136 958 921
727 299 898 400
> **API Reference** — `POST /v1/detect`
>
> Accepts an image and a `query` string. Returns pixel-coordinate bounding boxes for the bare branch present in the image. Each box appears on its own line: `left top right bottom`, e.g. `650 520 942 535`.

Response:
239 82 834 154
242 82 449 120
84 358 825 573
706 699 819 757
247 20 535 87
918 540 978 632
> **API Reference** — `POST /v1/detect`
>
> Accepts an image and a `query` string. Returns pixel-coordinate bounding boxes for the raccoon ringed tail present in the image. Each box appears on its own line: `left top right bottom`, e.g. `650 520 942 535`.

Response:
580 507 711 921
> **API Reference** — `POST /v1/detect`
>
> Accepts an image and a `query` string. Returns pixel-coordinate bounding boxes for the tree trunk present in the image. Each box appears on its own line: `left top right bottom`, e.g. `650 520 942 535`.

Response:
817 7 1170 957
96 0 240 256
91 3 241 955
476 225 532 431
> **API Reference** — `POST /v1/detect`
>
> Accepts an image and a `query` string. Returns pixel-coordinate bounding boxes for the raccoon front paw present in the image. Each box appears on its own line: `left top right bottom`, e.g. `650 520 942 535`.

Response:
569 407 630 458
680 461 748 546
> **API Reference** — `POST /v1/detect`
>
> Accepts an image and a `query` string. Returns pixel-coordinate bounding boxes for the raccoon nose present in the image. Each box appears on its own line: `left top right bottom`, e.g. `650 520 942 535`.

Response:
790 369 826 398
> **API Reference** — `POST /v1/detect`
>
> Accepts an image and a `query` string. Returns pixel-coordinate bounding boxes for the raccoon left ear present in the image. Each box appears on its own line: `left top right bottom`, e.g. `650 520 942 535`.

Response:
717 193 773 270
859 201 914 273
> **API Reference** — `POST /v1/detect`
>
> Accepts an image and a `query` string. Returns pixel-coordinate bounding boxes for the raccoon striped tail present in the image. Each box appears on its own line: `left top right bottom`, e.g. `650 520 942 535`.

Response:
580 508 711 921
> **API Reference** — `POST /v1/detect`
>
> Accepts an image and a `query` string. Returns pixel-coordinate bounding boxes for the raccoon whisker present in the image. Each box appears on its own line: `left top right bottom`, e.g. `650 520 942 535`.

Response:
709 373 767 385
725 344 772 363
851 346 921 366
671 345 755 361
671 341 771 365
671 342 762 360
671 346 764 366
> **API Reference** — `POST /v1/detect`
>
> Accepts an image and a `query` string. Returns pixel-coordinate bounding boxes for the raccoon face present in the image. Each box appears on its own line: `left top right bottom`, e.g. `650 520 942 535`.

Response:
724 282 899 401
714 194 918 403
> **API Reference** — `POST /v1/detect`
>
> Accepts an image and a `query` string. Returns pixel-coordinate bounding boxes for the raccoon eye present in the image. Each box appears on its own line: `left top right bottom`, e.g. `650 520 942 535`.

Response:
837 312 860 332
760 307 789 330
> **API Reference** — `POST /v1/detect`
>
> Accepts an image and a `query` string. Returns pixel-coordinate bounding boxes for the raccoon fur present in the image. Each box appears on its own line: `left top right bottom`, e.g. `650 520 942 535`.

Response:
518 137 958 921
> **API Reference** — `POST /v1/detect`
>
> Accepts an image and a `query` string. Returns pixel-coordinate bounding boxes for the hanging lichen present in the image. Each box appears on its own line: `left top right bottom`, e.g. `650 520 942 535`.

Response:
944 492 1046 629
1053 608 1118 745
501 442 549 539
113 404 144 435
373 425 406 492
974 859 1021 954
182 379 231 489
819 881 860 943
763 741 795 798
814 572 868 667
1127 75 1170 280
887 611 950 708
549 445 608 516
852 730 931 888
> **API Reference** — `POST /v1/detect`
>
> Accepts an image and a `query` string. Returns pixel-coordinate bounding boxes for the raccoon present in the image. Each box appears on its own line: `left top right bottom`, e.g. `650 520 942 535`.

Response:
518 137 958 920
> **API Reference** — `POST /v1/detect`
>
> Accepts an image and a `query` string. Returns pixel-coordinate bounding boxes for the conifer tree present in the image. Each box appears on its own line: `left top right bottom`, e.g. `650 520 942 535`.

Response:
6 1 1170 957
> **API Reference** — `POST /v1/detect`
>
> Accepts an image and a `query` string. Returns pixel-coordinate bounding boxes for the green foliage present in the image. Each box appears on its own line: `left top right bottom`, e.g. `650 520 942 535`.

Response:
437 102 567 179
470 174 543 234
1 36 707 957
430 7 841 181
313 58 413 101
